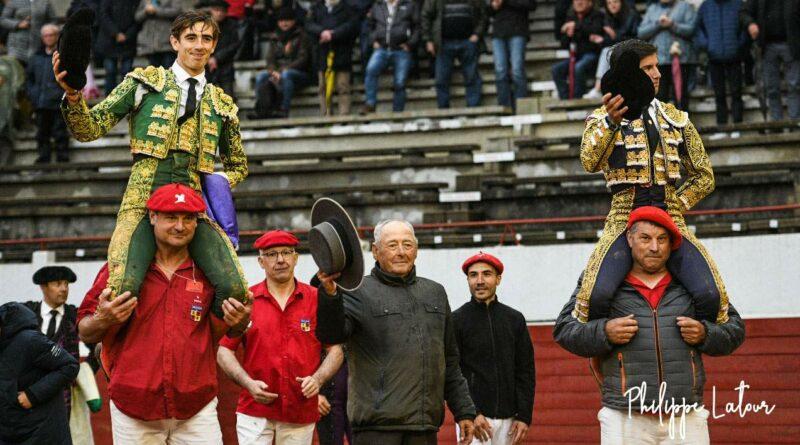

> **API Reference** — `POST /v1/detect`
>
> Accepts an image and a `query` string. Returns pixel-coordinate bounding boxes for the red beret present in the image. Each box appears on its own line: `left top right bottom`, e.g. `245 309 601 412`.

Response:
462 251 504 275
253 230 300 250
146 183 206 213
626 206 682 250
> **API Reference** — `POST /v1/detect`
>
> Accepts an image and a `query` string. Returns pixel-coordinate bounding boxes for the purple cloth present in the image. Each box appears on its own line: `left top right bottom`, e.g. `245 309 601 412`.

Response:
201 173 240 248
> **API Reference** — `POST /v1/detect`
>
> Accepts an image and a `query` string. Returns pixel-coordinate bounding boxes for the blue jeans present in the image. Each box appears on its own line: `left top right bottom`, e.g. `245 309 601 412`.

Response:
492 36 528 108
435 39 482 108
551 52 598 99
364 48 412 111
255 68 312 113
104 56 133 96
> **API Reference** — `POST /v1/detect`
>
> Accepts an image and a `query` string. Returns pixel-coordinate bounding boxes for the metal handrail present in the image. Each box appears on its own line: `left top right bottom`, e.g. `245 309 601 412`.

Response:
1 203 797 249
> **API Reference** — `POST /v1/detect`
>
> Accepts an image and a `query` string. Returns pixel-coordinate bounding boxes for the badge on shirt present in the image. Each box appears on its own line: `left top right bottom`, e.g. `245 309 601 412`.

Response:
190 296 204 322
186 280 203 293
300 318 311 332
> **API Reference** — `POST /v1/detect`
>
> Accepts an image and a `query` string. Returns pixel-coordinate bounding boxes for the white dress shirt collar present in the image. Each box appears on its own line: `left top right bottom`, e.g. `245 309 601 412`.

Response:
171 61 207 89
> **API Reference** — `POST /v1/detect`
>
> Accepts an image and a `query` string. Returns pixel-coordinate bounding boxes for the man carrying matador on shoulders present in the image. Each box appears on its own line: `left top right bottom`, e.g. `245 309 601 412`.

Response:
53 9 249 316
574 39 729 325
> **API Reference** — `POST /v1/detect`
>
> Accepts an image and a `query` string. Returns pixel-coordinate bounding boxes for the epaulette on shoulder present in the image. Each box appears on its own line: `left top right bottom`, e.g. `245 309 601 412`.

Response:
125 66 167 92
209 84 239 120
656 100 689 128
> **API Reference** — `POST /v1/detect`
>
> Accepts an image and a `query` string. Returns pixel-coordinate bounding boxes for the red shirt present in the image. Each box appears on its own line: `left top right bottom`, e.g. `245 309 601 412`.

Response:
225 0 254 19
219 279 322 424
77 261 219 421
625 272 673 309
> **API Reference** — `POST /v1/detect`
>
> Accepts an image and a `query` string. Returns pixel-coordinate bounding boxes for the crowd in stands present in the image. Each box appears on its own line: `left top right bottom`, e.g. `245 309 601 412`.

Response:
0 0 799 164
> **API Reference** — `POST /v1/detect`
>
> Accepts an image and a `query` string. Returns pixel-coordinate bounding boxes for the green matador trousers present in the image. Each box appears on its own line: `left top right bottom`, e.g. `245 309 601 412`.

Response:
107 151 248 317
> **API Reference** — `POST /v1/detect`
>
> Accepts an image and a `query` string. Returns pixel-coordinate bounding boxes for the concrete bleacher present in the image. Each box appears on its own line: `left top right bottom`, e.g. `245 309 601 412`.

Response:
4 0 800 260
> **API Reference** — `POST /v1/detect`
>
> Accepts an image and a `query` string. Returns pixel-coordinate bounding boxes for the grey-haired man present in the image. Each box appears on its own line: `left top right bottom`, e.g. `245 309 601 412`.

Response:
316 219 477 445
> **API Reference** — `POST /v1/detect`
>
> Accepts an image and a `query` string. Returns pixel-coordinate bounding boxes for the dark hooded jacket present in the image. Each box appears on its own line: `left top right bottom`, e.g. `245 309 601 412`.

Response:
0 303 79 445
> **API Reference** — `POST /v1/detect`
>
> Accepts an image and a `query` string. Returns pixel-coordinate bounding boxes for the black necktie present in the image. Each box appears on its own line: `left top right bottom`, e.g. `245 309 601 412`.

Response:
643 108 661 154
46 309 58 339
179 78 198 124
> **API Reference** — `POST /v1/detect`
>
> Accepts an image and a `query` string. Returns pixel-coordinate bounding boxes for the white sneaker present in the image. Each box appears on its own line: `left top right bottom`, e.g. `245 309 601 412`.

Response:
730 131 741 138
708 132 727 141
582 89 602 99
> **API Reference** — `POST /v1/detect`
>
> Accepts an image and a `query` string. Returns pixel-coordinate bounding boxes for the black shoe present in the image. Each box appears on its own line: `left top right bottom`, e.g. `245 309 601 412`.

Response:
359 104 375 115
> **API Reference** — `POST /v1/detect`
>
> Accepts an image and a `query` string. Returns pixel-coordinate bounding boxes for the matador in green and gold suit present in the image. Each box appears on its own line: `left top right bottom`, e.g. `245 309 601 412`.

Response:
61 64 248 316
573 99 730 325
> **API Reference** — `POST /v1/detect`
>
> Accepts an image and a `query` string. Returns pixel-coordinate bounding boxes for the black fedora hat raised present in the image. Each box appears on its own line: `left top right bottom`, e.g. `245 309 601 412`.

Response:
58 8 95 91
601 48 655 121
309 198 364 292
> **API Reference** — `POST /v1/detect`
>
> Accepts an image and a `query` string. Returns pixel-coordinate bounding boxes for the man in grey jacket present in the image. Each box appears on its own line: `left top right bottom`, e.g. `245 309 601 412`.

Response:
317 219 476 445
554 206 745 444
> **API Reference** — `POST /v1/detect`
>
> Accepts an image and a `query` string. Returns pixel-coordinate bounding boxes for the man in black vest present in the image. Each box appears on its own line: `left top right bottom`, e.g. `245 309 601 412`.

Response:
23 265 81 412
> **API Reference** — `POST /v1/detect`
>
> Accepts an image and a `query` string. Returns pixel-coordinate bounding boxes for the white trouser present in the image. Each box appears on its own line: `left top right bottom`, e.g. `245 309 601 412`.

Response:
110 398 222 445
236 412 316 445
598 406 710 445
456 417 515 445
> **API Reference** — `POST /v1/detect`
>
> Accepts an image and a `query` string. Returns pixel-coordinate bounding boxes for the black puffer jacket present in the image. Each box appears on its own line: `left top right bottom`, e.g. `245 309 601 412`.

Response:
489 0 537 39
316 264 476 432
453 297 535 424
553 278 745 411
306 0 359 71
95 0 139 59
0 303 79 445
369 0 420 49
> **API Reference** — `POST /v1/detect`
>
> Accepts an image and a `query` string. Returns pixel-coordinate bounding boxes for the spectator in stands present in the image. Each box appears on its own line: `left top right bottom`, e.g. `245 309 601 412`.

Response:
0 0 55 66
96 0 139 96
27 24 69 164
135 0 181 69
0 54 22 165
218 230 344 445
489 0 537 110
316 219 477 445
360 0 419 114
252 7 312 119
695 0 746 139
638 0 697 111
453 252 535 445
554 208 745 444
349 0 376 81
583 0 641 99
0 302 79 445
226 0 258 60
260 0 309 31
77 183 252 444
199 0 242 97
551 0 604 99
306 0 359 116
422 0 486 108
740 0 800 122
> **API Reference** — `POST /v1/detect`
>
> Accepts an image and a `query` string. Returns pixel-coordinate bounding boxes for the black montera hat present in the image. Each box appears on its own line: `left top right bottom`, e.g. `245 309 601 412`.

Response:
32 266 77 285
601 49 655 121
58 8 94 91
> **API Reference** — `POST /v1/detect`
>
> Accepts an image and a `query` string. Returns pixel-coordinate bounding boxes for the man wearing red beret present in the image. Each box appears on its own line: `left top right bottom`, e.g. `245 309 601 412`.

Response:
217 230 344 445
555 206 745 444
76 183 252 444
452 252 535 445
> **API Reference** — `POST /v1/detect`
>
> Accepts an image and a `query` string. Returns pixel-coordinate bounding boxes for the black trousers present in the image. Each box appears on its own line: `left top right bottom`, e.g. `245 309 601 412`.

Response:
353 431 438 445
708 60 744 125
35 108 69 162
657 63 693 111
